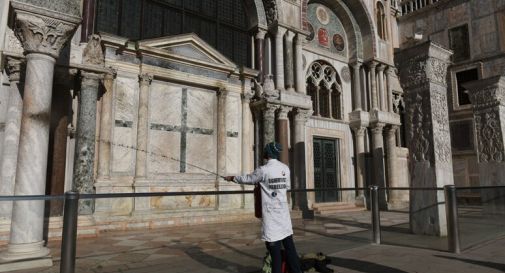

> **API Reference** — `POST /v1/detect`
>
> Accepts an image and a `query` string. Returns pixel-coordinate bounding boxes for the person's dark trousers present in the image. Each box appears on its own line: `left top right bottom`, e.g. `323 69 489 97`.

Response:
265 235 302 273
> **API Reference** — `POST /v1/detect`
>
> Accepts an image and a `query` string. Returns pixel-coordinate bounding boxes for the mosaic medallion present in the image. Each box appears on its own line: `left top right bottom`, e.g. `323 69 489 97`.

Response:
333 34 345 51
341 66 351 83
316 6 330 25
318 28 329 48
307 23 315 41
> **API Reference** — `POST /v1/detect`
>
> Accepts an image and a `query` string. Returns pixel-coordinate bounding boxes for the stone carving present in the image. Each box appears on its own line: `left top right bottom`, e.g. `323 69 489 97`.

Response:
475 110 504 162
139 73 154 86
392 93 404 114
14 11 78 58
431 91 451 163
341 66 351 83
83 34 105 66
278 106 292 120
5 57 25 82
427 58 449 87
5 28 24 55
262 0 278 24
406 94 431 162
294 108 313 123
256 75 279 99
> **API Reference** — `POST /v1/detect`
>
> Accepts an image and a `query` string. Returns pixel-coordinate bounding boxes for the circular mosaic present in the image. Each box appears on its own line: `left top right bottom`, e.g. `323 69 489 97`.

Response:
341 66 351 83
307 23 315 41
316 6 330 25
333 34 345 51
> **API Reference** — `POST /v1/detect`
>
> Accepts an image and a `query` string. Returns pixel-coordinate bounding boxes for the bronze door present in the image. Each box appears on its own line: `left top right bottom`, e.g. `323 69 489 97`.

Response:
313 138 341 203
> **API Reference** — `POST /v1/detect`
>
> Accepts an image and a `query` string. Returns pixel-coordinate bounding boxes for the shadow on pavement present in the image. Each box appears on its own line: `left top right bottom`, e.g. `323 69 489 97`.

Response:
184 245 260 273
434 255 505 272
329 256 409 273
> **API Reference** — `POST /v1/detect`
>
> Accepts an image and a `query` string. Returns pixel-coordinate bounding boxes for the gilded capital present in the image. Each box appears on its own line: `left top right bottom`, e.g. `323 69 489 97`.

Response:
13 10 79 59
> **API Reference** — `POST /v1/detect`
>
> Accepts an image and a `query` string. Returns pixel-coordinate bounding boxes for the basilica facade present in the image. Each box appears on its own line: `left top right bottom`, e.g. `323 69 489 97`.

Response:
0 0 504 269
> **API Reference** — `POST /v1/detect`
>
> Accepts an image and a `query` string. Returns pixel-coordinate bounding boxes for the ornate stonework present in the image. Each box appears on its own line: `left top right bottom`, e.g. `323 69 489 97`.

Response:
431 90 451 163
13 11 78 58
262 0 278 25
294 108 313 123
5 57 25 83
474 110 504 162
278 106 292 120
83 34 105 66
406 93 431 163
139 73 154 87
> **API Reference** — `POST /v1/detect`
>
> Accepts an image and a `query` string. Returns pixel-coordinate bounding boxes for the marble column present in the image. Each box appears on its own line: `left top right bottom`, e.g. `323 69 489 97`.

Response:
465 76 505 214
275 26 287 90
315 86 321 116
255 29 267 83
293 109 312 214
277 106 292 164
295 34 305 94
371 123 387 209
284 31 295 92
0 58 24 219
377 65 386 111
386 67 394 112
97 72 115 179
352 127 366 204
72 71 103 214
352 63 362 111
396 41 453 236
134 74 153 179
242 92 254 173
369 62 378 110
386 125 403 207
2 7 78 264
217 89 228 177
263 104 279 144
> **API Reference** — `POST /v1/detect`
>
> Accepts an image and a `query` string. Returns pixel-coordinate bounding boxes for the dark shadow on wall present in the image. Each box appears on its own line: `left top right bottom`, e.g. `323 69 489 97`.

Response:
329 256 410 273
434 255 505 272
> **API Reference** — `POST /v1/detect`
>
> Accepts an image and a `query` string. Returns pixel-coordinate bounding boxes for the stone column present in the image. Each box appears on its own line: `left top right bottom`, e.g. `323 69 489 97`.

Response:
275 26 287 90
396 41 453 236
263 104 279 144
377 65 386 111
295 34 305 94
277 106 292 164
217 89 228 177
386 125 403 207
242 92 254 173
255 29 267 83
0 58 25 219
352 127 366 204
97 72 115 179
293 109 312 215
72 71 103 214
352 63 362 111
386 67 394 112
134 74 153 179
284 31 295 92
465 76 505 214
3 7 79 264
371 123 387 209
369 62 378 110
315 86 321 116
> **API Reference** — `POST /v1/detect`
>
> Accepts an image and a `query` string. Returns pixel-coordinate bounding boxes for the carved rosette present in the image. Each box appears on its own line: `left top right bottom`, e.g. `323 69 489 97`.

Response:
14 11 78 58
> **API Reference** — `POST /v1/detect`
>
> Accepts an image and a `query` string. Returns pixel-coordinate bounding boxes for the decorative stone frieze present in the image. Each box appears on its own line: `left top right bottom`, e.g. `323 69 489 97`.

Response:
262 0 278 24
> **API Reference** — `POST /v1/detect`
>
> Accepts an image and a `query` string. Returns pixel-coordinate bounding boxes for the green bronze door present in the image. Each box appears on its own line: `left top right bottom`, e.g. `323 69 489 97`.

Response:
313 138 341 203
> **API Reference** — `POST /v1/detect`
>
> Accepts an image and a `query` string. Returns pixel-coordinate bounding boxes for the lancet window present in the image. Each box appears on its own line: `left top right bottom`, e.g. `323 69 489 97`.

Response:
306 62 343 120
376 1 388 40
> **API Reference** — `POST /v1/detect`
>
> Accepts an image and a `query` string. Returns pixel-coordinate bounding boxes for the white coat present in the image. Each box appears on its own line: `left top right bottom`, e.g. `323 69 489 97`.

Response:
233 159 293 242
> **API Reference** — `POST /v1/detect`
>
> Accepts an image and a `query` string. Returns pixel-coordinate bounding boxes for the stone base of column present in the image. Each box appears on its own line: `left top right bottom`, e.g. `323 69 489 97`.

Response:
387 200 409 210
0 241 52 272
355 195 366 207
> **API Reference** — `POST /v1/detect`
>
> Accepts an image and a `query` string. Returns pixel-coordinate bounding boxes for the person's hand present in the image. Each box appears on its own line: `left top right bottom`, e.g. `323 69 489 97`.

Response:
224 176 235 182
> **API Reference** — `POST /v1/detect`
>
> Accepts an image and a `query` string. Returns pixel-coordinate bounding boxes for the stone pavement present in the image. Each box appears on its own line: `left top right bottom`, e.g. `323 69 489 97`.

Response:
3 209 505 273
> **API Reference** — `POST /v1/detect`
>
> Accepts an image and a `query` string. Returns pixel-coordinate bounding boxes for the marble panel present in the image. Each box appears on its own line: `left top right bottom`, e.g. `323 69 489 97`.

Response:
149 130 181 174
186 88 216 129
150 186 216 210
149 82 182 125
111 76 137 174
218 183 243 210
226 95 241 174
186 134 217 174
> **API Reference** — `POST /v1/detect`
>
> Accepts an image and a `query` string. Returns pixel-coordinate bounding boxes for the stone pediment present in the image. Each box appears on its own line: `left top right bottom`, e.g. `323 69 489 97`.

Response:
137 33 237 72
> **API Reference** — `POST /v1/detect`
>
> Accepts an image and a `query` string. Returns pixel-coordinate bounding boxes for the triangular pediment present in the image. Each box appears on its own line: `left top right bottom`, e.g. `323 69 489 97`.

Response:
137 33 237 71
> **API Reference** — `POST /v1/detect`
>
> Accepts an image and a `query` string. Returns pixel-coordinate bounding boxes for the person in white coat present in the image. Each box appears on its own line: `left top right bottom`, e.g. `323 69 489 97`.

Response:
225 142 302 273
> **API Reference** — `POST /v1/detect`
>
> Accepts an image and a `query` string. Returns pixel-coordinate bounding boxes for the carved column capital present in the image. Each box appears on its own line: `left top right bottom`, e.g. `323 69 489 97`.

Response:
295 33 306 46
352 127 366 137
371 123 385 134
139 73 154 86
377 64 386 72
386 125 399 136
81 71 104 90
5 57 25 83
294 108 313 123
285 30 296 42
351 62 362 70
278 106 292 120
368 61 378 70
264 104 280 119
13 10 79 59
275 25 287 37
256 29 267 40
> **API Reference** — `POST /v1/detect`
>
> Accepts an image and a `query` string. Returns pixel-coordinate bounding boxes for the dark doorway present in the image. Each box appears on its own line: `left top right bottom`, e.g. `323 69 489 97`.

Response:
313 137 341 203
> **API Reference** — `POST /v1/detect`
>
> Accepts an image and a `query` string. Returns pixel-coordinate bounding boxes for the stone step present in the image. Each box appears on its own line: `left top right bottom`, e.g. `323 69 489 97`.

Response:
315 207 366 215
312 202 354 209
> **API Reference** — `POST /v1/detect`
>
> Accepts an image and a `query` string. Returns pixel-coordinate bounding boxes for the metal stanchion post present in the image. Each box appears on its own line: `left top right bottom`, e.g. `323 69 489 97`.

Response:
60 191 80 273
444 185 460 254
370 185 381 244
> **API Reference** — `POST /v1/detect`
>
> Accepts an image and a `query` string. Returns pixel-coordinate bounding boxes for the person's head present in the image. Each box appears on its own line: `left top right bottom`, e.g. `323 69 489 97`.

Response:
263 142 282 160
